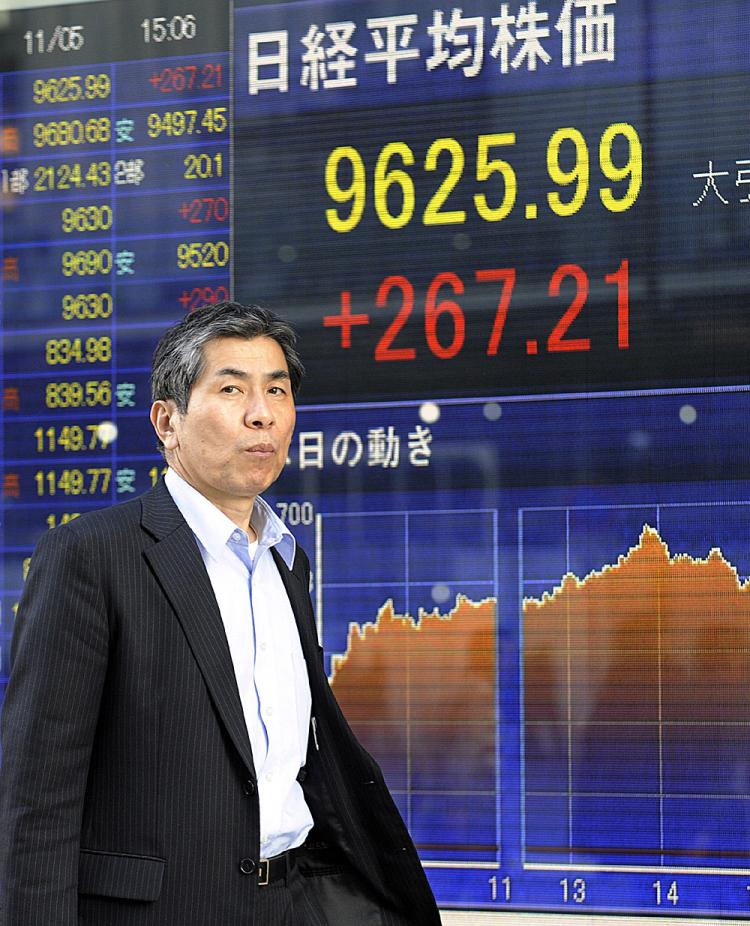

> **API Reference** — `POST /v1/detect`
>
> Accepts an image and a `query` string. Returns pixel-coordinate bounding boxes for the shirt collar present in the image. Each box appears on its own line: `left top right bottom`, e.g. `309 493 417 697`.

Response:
164 468 295 569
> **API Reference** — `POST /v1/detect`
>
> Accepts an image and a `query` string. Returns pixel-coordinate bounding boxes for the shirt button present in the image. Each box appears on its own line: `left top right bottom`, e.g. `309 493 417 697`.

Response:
265 772 273 782
266 706 274 717
239 858 256 875
243 779 256 796
260 642 268 652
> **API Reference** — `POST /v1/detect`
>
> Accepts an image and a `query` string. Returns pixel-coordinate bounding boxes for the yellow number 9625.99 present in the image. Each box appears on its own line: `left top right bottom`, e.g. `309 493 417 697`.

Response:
324 122 642 232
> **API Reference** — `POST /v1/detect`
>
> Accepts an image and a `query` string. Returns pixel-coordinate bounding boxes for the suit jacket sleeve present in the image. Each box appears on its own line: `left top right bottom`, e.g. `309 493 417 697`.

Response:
0 525 110 926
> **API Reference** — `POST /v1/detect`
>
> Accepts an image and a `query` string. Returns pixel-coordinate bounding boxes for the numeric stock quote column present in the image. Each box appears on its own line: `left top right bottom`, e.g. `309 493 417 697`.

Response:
0 0 230 695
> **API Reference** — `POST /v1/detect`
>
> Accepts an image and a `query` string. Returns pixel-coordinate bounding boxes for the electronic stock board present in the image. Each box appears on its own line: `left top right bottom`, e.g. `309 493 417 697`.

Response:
2 0 750 921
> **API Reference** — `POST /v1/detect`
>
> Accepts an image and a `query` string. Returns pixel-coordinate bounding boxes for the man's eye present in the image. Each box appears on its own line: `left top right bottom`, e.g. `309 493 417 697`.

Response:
222 385 239 394
268 386 286 395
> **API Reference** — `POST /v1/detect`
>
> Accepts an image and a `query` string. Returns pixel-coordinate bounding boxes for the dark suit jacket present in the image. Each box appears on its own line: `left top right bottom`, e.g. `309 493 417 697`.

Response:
0 481 440 925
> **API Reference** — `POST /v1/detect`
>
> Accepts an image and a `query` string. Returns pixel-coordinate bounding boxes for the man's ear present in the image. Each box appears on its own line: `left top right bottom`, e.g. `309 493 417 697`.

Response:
150 400 180 451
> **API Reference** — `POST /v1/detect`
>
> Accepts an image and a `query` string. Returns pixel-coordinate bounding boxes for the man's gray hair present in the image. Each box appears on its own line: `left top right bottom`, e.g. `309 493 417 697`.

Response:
151 301 304 415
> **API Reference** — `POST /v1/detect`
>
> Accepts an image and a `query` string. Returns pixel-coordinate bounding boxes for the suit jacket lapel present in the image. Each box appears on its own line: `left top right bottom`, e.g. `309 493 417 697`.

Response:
141 482 256 777
271 547 326 689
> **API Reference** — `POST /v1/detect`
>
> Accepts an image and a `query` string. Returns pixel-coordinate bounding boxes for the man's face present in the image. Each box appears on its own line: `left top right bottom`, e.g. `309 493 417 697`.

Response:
154 336 295 521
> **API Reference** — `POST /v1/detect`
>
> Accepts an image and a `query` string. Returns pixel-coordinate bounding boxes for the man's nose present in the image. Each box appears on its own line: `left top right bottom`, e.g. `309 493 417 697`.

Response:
244 392 273 427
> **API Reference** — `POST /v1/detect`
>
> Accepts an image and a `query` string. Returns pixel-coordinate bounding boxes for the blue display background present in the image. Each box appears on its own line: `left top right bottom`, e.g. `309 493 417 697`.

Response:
265 386 750 915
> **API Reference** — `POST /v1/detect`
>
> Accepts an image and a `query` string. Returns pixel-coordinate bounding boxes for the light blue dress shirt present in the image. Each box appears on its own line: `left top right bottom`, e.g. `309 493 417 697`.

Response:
165 468 313 859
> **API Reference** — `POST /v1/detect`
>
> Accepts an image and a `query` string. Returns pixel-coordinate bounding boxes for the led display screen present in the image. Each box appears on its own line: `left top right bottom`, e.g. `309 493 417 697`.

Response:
1 0 749 920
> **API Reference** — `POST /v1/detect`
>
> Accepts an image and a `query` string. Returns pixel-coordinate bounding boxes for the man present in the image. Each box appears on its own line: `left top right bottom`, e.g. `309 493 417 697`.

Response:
0 303 441 925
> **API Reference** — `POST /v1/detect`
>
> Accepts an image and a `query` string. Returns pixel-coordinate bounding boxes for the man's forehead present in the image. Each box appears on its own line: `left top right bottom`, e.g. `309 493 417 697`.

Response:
203 335 289 372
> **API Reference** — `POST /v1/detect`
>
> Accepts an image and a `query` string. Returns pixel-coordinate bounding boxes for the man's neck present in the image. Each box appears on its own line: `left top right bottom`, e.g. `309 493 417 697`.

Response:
167 463 257 538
